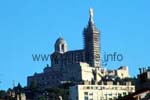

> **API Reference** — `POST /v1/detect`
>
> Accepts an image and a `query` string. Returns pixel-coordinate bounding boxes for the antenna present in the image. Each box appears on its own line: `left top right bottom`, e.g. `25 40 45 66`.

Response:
12 80 15 88
0 74 3 89
59 33 62 38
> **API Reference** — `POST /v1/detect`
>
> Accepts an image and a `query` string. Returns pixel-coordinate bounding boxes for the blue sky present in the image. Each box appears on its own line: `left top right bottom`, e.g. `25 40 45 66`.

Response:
0 0 150 90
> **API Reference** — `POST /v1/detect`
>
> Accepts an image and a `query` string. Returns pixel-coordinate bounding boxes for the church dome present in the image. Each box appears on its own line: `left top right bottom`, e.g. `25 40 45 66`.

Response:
55 37 67 53
55 37 66 45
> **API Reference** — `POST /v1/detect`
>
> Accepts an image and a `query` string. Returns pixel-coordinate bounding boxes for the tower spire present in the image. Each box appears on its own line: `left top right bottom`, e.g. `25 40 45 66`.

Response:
89 8 94 24
84 8 101 68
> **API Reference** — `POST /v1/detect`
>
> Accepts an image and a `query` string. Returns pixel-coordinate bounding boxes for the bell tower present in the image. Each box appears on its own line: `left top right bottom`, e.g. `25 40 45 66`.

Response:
83 8 101 67
55 37 67 54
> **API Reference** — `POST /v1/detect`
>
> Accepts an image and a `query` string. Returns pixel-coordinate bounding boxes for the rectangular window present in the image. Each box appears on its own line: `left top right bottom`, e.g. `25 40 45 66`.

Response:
123 92 126 96
84 96 88 100
84 92 88 95
87 87 90 89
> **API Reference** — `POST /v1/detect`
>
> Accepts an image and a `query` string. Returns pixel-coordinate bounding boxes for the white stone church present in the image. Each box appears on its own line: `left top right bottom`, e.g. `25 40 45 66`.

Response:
27 8 131 90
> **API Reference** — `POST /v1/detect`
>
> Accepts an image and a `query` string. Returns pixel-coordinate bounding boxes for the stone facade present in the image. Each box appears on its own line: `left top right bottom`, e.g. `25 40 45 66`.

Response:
136 67 150 90
69 84 135 100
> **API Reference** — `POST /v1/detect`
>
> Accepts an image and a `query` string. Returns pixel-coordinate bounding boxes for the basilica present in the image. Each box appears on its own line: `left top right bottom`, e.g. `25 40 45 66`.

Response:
27 9 130 89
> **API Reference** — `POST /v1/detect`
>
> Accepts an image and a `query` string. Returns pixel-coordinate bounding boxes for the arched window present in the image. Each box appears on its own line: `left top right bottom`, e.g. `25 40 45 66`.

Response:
54 56 58 64
61 44 64 52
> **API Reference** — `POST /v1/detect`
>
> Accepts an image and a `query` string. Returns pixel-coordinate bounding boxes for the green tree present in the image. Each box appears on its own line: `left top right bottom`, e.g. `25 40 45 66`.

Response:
0 90 6 99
